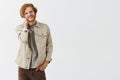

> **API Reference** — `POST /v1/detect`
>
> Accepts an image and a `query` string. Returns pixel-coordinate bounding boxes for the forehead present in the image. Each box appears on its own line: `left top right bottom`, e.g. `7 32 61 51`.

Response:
25 7 34 13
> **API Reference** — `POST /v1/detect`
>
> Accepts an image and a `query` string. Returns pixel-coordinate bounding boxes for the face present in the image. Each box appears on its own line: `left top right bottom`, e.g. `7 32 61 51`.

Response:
24 7 36 23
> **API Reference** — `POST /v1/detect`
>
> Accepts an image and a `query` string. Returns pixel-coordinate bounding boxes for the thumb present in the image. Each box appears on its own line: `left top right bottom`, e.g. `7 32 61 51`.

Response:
35 67 39 71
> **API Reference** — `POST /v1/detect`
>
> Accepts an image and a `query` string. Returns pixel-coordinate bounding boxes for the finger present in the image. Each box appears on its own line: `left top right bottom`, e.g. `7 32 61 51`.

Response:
39 68 44 71
35 68 39 71
40 67 45 71
40 69 44 71
35 69 38 71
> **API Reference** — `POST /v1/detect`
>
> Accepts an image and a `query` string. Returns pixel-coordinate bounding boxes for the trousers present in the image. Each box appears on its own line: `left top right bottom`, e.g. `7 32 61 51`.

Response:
18 67 46 80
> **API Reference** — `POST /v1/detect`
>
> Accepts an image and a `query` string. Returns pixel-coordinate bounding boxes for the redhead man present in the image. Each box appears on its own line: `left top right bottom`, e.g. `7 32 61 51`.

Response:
15 3 53 80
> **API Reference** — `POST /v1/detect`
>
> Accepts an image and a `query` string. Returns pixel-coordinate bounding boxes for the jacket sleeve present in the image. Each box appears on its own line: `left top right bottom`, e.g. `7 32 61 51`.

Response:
45 26 53 62
16 25 29 43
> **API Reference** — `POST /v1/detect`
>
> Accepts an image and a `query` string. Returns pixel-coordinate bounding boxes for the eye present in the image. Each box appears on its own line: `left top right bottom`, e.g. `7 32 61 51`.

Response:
30 10 34 13
25 12 28 15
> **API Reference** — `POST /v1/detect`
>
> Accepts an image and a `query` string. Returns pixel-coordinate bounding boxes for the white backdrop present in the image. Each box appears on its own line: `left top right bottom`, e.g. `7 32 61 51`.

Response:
0 0 120 80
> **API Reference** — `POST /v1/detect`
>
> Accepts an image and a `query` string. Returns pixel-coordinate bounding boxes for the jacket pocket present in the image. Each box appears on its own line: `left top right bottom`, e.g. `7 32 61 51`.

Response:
35 32 48 42
36 32 47 37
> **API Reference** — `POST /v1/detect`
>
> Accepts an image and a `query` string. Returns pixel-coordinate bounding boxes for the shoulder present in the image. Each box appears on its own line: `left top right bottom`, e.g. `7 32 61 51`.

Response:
36 22 50 29
36 22 51 34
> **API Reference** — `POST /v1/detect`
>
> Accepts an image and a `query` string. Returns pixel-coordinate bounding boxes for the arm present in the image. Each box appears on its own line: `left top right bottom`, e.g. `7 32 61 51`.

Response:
36 25 53 71
16 21 29 43
16 26 29 43
45 27 53 62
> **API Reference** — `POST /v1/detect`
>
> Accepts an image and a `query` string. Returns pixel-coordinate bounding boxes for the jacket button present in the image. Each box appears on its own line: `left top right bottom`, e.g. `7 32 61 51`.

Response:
24 30 27 32
27 58 30 59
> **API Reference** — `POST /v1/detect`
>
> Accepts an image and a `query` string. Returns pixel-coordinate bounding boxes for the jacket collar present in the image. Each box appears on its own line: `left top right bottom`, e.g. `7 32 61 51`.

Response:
35 21 40 27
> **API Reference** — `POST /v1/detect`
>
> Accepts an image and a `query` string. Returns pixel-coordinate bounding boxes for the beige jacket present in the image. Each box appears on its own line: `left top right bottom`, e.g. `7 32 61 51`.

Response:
15 22 53 69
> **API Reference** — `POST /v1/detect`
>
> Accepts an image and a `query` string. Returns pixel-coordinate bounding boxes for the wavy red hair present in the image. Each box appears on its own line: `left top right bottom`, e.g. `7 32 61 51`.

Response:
20 3 37 18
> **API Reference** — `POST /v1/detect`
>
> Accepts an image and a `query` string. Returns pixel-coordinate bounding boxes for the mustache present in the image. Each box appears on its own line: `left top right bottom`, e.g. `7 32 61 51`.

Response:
28 15 34 17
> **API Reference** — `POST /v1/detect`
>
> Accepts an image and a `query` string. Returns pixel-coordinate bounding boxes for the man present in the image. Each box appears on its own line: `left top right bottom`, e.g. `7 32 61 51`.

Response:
15 3 53 80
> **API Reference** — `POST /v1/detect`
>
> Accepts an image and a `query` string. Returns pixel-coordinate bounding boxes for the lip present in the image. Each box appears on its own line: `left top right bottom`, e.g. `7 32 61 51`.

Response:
28 16 33 18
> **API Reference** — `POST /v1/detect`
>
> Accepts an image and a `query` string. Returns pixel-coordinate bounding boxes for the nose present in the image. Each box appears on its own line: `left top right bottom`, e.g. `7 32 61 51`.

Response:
27 12 31 16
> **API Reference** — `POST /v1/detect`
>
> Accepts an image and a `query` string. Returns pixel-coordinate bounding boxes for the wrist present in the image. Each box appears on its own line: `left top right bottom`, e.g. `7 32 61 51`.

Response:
44 61 49 65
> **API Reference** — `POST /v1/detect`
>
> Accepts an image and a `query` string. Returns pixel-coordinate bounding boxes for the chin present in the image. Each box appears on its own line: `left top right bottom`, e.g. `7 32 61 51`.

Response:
28 19 35 22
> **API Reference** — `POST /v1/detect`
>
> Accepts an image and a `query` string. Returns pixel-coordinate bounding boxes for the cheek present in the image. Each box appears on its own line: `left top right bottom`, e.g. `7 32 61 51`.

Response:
24 14 28 18
32 14 36 18
32 12 36 16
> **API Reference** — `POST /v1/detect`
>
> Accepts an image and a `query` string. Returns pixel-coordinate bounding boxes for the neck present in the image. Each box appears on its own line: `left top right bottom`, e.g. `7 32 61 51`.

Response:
28 20 37 26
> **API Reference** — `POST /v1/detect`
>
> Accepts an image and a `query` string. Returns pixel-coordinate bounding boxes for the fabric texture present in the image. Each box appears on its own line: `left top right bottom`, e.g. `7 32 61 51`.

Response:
28 25 38 68
15 22 53 69
18 67 46 80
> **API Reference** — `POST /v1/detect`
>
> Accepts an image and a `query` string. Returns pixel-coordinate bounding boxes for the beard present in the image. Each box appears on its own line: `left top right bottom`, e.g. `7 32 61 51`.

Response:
26 15 36 23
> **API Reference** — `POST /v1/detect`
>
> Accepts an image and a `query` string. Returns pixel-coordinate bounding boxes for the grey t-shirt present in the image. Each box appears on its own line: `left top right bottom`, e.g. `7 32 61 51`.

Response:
28 25 38 68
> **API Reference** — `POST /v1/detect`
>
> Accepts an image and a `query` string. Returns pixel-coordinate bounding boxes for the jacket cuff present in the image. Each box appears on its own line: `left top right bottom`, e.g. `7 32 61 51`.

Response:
22 27 28 32
46 58 52 63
